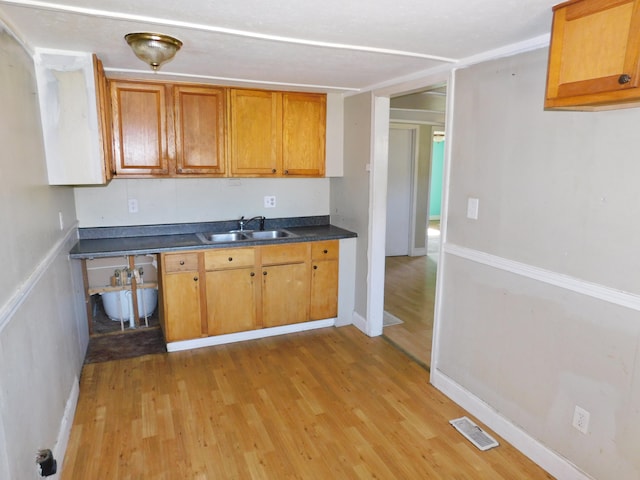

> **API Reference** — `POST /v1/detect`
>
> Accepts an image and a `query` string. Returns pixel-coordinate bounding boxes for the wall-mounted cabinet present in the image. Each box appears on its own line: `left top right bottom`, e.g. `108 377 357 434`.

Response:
35 51 112 185
229 89 326 177
110 80 226 177
545 0 640 110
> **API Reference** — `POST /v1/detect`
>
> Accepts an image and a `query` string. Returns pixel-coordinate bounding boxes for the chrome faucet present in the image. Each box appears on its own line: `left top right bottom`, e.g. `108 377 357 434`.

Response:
238 215 265 231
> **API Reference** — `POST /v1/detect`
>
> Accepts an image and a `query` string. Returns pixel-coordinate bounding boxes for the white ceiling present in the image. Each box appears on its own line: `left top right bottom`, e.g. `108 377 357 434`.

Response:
0 0 558 93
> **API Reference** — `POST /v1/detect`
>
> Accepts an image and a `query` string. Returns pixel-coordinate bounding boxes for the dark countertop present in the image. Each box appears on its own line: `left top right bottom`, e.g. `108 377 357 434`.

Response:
69 216 357 259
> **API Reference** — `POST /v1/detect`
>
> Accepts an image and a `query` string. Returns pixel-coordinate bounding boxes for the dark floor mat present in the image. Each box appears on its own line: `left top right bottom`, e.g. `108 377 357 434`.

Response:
84 327 166 364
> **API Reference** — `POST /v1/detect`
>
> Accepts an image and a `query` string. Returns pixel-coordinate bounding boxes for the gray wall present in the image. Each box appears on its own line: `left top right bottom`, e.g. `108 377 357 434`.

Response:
0 26 87 478
437 48 640 480
331 92 373 320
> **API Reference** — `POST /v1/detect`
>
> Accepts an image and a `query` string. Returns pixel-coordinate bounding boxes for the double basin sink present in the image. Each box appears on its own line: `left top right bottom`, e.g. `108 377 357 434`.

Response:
197 229 297 244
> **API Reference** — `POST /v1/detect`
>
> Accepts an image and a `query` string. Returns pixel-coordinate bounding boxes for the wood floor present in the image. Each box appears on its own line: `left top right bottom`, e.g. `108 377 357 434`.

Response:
383 253 437 368
63 326 553 479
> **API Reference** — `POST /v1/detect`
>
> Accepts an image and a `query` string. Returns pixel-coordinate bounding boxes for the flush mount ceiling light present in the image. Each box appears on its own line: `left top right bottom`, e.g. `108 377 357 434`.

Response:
124 32 183 71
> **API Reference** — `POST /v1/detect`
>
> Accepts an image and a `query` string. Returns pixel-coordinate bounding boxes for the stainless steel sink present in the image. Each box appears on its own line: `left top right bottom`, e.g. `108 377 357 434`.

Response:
244 229 295 240
197 229 297 244
197 232 247 243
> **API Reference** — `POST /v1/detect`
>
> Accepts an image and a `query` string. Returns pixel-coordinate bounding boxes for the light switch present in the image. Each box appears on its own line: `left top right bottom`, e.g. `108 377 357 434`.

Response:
467 197 479 220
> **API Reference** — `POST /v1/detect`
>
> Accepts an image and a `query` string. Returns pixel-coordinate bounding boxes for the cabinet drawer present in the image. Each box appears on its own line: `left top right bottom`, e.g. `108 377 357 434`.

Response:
311 240 339 260
204 248 255 270
163 252 199 272
261 243 309 265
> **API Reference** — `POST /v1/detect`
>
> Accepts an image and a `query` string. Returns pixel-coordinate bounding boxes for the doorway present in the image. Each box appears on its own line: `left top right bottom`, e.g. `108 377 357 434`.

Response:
382 86 446 369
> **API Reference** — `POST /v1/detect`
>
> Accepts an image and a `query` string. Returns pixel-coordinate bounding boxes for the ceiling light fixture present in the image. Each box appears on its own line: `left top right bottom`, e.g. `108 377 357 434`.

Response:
124 32 183 71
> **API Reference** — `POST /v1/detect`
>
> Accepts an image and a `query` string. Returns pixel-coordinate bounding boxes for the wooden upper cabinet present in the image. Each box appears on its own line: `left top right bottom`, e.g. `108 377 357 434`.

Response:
93 56 113 182
229 89 326 177
545 0 640 110
174 86 226 175
282 92 326 176
229 89 280 176
110 81 170 176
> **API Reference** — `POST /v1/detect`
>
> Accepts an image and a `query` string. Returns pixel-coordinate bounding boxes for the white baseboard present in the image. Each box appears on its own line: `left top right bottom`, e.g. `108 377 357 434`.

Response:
167 319 335 352
52 376 80 478
351 311 367 335
430 369 594 480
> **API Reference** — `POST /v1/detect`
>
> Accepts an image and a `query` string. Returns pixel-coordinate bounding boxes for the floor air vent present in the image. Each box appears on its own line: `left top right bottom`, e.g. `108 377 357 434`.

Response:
449 416 499 451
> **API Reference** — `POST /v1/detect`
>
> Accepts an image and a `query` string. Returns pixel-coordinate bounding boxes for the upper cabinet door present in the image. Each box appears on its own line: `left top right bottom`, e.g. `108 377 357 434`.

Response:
174 86 226 175
110 81 170 175
545 0 640 109
282 93 326 177
229 89 281 176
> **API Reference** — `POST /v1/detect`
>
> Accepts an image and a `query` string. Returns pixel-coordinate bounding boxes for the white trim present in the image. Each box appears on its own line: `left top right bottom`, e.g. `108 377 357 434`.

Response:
53 376 80 478
351 311 367 335
366 95 390 337
0 224 78 335
443 243 640 312
430 369 594 480
167 319 335 352
1 0 458 64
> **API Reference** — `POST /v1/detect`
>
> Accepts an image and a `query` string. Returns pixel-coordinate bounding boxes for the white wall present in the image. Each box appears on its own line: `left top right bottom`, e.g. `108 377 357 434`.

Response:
0 25 87 479
74 177 330 227
330 92 373 325
434 48 640 480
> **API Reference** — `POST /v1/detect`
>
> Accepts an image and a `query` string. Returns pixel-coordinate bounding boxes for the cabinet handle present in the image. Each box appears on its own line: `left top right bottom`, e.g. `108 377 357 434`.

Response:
193 276 198 281
619 74 632 85
179 260 185 265
228 257 233 262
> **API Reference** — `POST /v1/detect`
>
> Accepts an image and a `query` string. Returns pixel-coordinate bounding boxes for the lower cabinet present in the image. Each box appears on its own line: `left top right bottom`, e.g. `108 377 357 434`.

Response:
261 243 310 328
159 252 205 342
159 240 339 343
204 247 258 335
310 241 339 320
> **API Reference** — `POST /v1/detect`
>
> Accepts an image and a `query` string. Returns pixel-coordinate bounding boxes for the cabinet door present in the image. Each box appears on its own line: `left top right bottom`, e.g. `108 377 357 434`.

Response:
229 89 280 176
310 260 339 320
545 0 640 108
111 81 170 175
93 56 113 182
206 268 258 335
262 263 310 328
174 86 226 175
163 271 203 341
282 92 326 176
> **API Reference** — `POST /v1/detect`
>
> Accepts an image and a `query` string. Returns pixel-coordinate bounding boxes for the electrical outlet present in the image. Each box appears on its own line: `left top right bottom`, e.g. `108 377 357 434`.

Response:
467 197 479 219
128 198 139 214
264 196 276 208
572 405 590 434
58 211 64 231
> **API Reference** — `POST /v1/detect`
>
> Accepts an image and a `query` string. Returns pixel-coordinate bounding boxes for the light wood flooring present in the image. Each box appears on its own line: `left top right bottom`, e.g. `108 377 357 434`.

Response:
63 326 553 479
383 251 437 368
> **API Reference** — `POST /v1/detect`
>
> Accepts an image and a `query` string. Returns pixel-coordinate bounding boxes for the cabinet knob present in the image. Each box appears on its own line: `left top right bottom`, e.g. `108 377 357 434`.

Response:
250 272 255 277
179 260 185 265
313 265 318 270
228 257 233 262
263 271 267 276
271 169 276 174
193 276 198 281
323 249 328 254
284 169 289 175
619 74 632 85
